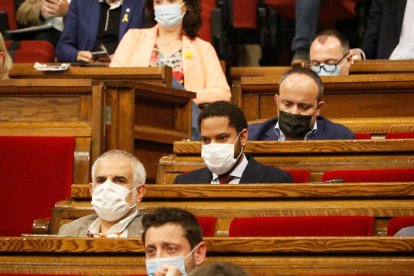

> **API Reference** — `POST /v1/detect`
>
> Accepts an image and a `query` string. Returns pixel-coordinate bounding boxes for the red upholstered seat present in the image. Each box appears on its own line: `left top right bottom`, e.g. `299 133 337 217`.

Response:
354 133 371 140
321 168 414 183
0 0 17 29
196 216 217 237
387 216 414 236
385 132 414 139
265 0 357 20
6 40 55 63
229 216 374 236
199 0 216 42
287 169 310 183
233 0 260 29
0 136 75 236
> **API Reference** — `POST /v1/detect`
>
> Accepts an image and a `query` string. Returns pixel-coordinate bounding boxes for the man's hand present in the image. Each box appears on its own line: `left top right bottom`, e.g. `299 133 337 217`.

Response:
77 51 93 63
154 264 182 276
41 0 69 18
350 48 364 61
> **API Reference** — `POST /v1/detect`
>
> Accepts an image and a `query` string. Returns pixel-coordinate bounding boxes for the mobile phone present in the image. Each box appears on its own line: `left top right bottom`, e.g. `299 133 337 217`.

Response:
91 50 109 61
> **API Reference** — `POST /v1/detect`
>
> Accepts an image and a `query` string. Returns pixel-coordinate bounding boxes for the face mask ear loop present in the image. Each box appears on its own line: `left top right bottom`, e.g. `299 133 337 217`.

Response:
184 242 201 260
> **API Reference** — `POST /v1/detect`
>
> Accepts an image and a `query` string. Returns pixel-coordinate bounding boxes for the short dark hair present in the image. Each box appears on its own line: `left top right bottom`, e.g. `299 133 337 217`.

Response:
312 29 350 55
145 0 202 40
279 67 324 101
197 101 248 134
189 262 248 276
142 207 203 249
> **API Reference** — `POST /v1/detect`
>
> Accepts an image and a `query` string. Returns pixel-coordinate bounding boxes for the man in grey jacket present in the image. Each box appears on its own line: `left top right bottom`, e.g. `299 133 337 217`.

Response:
59 150 146 237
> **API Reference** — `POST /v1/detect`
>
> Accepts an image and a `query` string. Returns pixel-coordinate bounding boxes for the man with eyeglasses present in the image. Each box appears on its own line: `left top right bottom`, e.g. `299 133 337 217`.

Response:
248 67 355 141
309 30 353 76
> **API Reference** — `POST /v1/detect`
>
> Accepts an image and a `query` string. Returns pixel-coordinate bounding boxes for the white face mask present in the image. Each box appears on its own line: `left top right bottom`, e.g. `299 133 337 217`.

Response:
154 3 185 29
201 132 243 176
91 180 137 222
145 244 199 276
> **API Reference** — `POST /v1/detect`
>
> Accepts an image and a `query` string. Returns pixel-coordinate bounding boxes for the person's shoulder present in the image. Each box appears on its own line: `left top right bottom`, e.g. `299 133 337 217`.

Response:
317 117 355 138
248 118 278 140
173 167 210 184
58 214 97 236
395 226 414 237
248 156 293 183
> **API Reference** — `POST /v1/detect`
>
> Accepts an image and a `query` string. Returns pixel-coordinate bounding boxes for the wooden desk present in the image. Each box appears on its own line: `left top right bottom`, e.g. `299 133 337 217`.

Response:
158 140 414 183
103 81 196 181
9 64 173 87
350 59 414 74
237 73 414 121
1 237 414 275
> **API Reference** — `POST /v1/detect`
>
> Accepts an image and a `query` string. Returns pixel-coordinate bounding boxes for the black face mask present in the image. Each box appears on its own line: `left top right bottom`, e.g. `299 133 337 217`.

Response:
278 110 313 139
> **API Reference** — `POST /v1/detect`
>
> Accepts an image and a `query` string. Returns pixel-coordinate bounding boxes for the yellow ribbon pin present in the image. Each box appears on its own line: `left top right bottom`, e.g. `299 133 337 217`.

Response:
122 13 129 23
184 50 192 59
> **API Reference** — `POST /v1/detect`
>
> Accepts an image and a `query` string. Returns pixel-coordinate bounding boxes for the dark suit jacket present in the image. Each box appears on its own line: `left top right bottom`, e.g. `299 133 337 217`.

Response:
361 0 407 59
247 117 355 141
56 0 145 62
173 155 293 184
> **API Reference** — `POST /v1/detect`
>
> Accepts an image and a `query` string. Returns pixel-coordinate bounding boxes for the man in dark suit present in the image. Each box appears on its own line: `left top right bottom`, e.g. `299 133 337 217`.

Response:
56 0 145 62
174 101 293 184
248 67 355 141
353 0 411 59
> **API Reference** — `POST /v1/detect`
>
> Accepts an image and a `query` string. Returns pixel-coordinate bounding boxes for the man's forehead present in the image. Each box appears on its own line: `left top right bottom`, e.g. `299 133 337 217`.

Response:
280 74 319 100
95 156 133 175
145 223 187 243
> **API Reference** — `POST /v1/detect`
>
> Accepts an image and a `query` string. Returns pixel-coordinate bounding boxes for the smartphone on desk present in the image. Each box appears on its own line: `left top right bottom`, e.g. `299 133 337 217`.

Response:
91 50 110 62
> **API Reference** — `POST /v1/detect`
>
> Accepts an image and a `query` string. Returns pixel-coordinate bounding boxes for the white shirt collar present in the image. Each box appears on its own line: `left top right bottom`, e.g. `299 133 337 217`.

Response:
88 210 138 238
211 154 248 184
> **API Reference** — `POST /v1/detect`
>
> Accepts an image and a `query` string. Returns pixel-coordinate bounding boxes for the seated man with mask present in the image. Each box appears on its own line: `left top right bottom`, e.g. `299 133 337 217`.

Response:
143 207 206 276
174 101 293 184
58 150 146 237
309 30 353 76
248 67 355 141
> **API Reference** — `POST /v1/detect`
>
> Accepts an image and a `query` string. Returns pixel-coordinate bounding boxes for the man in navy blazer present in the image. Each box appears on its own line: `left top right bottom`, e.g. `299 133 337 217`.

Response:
174 101 293 184
56 0 145 62
248 67 355 141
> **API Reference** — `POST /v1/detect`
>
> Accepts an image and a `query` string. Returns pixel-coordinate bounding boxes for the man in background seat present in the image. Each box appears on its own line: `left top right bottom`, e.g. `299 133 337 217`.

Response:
248 67 355 141
174 101 293 184
58 150 146 237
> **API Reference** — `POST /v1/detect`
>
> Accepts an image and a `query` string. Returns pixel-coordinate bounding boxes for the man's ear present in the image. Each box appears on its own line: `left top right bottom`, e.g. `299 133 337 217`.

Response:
240 128 248 147
88 182 94 197
0 52 4 63
274 94 279 107
136 184 146 203
193 242 207 266
317 100 325 115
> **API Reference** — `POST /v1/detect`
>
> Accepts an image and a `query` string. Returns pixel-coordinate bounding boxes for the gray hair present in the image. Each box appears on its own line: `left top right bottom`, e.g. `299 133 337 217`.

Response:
91 150 146 187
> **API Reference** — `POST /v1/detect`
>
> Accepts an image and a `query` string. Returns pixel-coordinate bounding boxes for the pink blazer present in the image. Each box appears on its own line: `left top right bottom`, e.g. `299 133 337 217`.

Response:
110 25 231 105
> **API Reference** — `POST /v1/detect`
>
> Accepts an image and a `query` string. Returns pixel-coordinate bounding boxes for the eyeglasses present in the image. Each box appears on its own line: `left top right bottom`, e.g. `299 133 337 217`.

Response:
310 54 348 73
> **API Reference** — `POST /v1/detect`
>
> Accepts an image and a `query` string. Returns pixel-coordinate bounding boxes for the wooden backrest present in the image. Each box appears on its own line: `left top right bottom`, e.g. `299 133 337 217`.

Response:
157 140 414 183
52 182 414 237
2 237 414 275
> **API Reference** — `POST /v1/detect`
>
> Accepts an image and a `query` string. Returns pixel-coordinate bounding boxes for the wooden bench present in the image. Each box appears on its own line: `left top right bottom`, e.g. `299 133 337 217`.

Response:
38 182 414 236
9 64 173 87
1 237 414 275
157 140 414 183
0 78 102 181
0 79 195 183
235 73 414 121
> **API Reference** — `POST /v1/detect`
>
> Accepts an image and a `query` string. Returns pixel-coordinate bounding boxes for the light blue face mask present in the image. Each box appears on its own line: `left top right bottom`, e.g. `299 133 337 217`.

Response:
145 244 198 276
310 63 341 76
154 3 185 29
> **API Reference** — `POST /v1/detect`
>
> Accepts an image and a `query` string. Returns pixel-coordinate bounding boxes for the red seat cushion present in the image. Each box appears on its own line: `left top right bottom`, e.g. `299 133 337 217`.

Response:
233 0 259 29
287 169 310 183
385 132 414 139
0 136 75 236
0 0 17 29
229 216 374 237
199 1 215 42
196 216 217 237
387 216 414 236
354 133 371 140
6 40 55 63
322 168 414 183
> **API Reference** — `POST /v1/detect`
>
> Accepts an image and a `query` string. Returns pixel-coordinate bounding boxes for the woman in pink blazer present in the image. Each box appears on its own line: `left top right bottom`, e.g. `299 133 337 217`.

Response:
110 0 231 107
